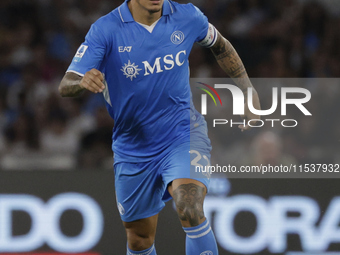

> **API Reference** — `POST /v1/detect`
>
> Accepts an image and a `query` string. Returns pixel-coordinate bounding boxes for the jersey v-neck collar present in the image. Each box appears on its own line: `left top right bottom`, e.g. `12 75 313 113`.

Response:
136 18 161 33
118 0 174 23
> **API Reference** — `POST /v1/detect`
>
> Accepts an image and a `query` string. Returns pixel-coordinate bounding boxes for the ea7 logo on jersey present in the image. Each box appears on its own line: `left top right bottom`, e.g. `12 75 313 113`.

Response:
119 46 132 53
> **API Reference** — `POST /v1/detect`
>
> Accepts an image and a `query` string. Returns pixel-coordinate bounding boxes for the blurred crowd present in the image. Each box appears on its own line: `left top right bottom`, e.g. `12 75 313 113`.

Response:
0 0 339 170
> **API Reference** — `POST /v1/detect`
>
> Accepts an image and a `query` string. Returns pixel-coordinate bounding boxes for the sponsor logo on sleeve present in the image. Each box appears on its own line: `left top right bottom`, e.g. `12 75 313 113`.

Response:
73 45 89 63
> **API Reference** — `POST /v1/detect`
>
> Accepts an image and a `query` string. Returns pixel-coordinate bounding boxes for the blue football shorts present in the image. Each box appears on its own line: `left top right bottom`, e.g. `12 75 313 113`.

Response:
114 123 212 222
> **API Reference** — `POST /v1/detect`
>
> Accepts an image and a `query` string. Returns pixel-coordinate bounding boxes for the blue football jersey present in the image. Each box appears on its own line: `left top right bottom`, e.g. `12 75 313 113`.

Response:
67 0 217 162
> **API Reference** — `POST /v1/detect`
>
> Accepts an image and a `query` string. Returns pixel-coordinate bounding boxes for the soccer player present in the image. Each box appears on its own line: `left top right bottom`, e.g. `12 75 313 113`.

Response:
59 0 260 254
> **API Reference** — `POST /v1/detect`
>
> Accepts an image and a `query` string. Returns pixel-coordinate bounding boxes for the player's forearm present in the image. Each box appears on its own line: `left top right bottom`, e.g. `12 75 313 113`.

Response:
59 72 85 97
211 35 251 88
211 34 260 109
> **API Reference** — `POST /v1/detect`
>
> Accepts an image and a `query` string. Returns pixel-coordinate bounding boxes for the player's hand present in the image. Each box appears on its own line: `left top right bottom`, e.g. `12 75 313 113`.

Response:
80 69 105 94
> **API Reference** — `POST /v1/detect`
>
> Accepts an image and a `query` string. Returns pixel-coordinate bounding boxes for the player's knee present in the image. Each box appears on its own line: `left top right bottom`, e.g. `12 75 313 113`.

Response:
174 198 205 227
126 230 155 251
172 183 206 227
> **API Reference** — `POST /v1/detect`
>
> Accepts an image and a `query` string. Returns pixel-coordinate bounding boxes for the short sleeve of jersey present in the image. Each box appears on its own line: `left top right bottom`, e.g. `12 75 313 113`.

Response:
67 23 106 76
189 4 218 48
190 4 209 43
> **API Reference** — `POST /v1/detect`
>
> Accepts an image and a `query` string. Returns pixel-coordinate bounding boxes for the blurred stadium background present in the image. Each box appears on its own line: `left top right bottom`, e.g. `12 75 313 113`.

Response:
0 0 339 254
0 0 340 170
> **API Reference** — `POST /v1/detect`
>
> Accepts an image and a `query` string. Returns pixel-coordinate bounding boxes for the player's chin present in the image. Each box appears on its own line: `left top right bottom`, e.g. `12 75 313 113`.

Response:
147 1 162 12
148 6 162 13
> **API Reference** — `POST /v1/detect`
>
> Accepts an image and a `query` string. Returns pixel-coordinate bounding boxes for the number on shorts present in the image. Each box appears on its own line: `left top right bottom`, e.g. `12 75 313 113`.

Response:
190 150 211 178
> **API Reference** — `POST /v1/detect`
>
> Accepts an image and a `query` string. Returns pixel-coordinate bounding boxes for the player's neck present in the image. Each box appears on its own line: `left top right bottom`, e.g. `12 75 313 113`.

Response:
128 1 162 26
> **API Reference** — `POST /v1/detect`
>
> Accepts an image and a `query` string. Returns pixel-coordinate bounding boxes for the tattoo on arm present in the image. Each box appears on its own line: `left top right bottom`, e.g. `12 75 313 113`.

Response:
211 33 251 91
173 183 205 226
209 30 261 114
59 72 85 97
